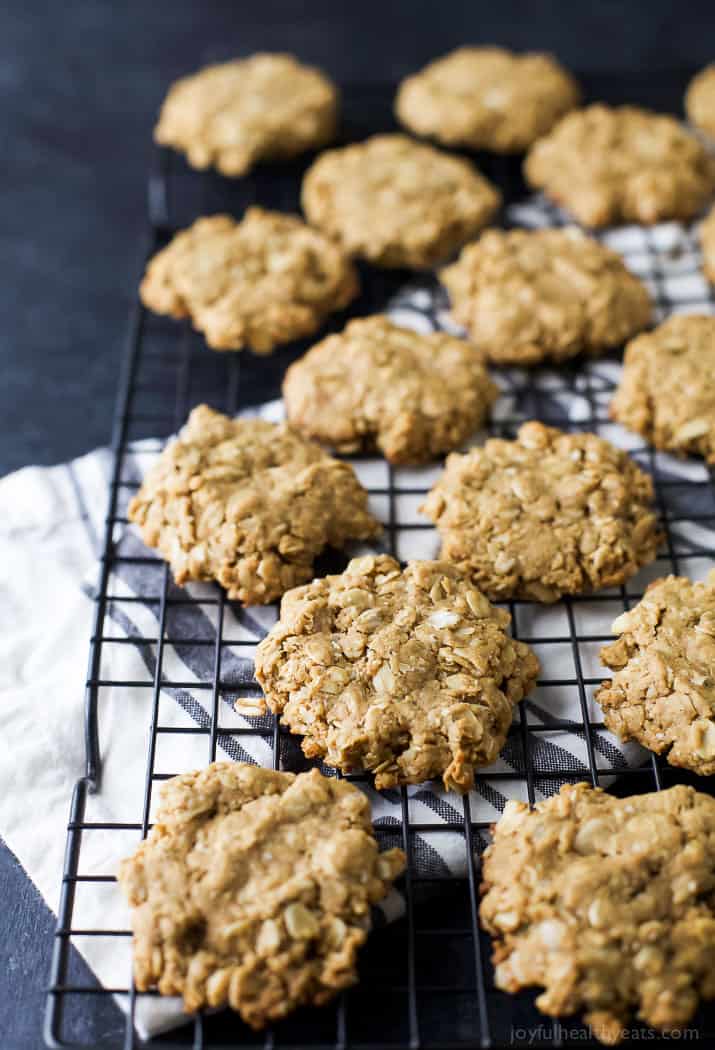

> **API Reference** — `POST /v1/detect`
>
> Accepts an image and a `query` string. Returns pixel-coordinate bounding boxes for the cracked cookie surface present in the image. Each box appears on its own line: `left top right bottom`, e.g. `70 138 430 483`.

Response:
422 421 661 602
127 404 380 605
118 763 405 1028
596 573 715 775
610 315 715 465
686 64 715 139
254 555 539 792
154 53 338 176
395 46 579 153
440 227 652 365
525 104 715 227
301 134 501 269
480 782 715 1044
701 205 715 285
282 316 499 463
140 209 358 353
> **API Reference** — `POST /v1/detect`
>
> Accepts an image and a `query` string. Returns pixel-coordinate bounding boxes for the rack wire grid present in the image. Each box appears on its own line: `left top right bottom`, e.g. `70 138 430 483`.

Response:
45 82 715 1050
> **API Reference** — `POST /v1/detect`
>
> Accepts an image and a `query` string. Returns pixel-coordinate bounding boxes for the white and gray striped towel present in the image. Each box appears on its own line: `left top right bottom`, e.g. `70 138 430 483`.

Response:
1 197 714 1039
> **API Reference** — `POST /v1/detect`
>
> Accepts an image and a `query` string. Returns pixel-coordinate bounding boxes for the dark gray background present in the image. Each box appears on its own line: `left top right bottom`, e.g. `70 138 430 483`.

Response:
1 1 714 1047
4 0 715 474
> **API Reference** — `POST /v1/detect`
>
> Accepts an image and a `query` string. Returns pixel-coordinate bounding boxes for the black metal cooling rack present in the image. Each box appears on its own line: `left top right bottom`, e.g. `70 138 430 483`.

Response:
45 81 715 1050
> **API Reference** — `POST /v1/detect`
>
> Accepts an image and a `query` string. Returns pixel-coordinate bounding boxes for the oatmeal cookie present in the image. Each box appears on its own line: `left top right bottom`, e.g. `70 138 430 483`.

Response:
701 204 715 284
610 315 715 465
440 227 652 365
118 763 405 1028
282 316 499 463
127 404 380 605
596 573 715 775
422 421 661 602
524 104 715 227
154 53 338 176
686 64 715 139
301 134 501 269
395 46 580 153
139 209 358 353
480 782 715 1044
254 555 539 792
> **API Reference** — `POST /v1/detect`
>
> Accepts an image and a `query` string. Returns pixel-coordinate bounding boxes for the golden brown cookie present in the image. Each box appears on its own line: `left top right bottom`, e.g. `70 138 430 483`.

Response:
127 404 380 605
422 421 661 602
596 573 715 775
118 763 405 1028
395 46 580 153
154 53 338 176
282 316 499 463
480 782 715 1045
686 64 715 139
255 555 539 792
701 204 715 284
140 209 359 353
525 104 715 227
301 134 501 269
440 227 652 365
610 315 715 464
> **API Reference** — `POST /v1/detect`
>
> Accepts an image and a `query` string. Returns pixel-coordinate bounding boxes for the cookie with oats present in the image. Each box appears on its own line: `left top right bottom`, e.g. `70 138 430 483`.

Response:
440 227 652 365
118 763 405 1028
524 104 715 227
596 573 715 775
395 46 580 154
254 555 539 792
282 315 499 463
139 209 359 353
686 64 715 139
422 421 661 603
701 204 715 285
301 134 501 269
127 404 380 606
154 53 338 176
610 315 715 465
480 782 715 1045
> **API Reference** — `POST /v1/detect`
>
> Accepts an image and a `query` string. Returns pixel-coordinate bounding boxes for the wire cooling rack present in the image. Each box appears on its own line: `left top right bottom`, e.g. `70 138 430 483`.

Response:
45 82 715 1049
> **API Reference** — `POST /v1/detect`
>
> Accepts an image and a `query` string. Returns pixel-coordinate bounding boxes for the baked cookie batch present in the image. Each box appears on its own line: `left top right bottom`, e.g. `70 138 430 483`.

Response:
481 782 715 1043
422 422 661 603
121 48 715 1041
140 209 358 352
128 404 380 605
154 53 338 176
255 554 539 792
524 103 715 227
282 315 498 462
118 764 405 1027
440 227 653 365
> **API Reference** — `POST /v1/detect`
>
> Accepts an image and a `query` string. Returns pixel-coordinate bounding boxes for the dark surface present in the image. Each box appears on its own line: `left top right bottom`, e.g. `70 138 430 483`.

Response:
2 2 715 1048
4 0 715 474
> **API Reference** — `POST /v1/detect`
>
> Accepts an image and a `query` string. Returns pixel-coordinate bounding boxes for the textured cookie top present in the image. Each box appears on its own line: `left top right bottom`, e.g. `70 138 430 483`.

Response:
395 46 580 153
597 573 715 776
525 104 715 227
480 782 715 1044
701 204 715 285
255 555 539 792
127 404 380 606
686 64 715 138
282 316 499 463
422 421 661 602
154 53 338 176
440 227 652 365
139 209 359 353
118 763 405 1028
610 315 715 465
301 134 501 269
